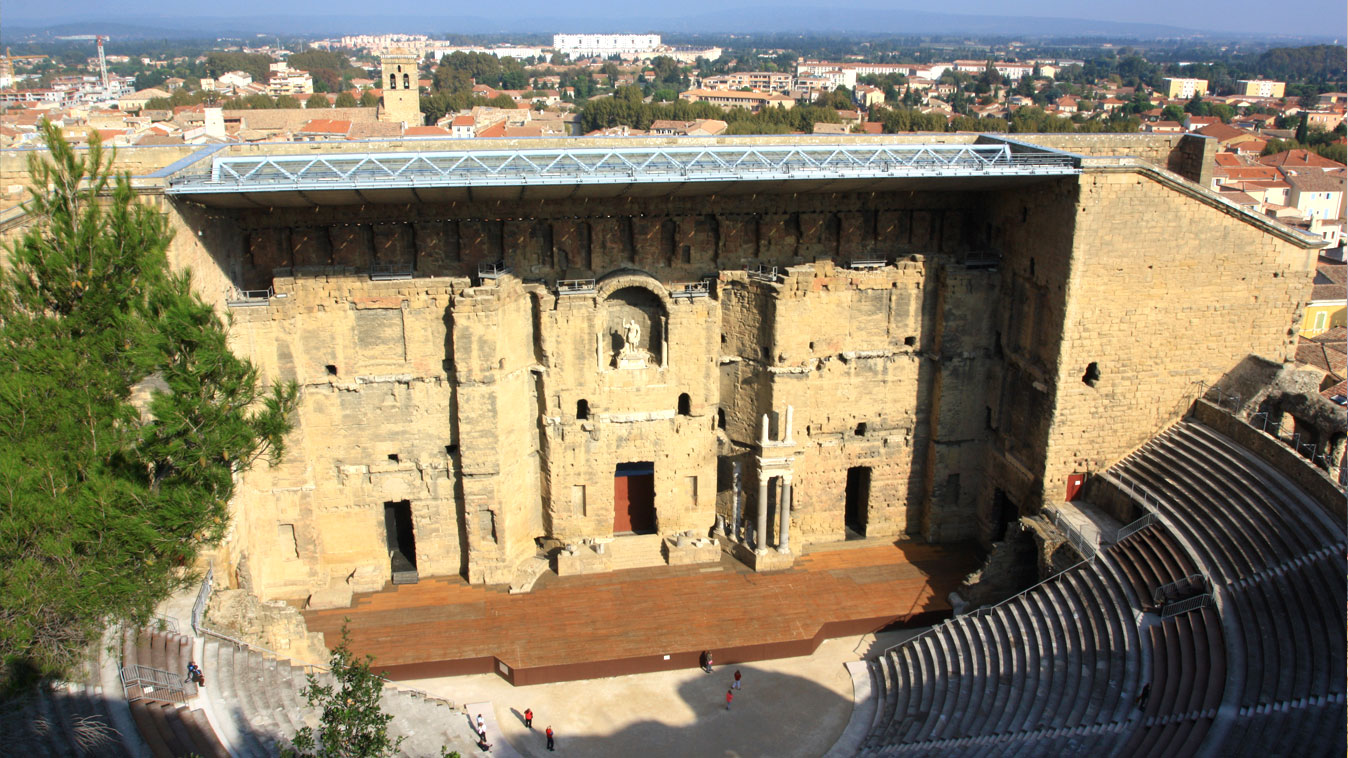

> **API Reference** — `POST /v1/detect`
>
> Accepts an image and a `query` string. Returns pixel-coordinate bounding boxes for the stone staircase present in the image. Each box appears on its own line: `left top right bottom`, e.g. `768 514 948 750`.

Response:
121 628 228 758
606 533 668 571
200 634 483 757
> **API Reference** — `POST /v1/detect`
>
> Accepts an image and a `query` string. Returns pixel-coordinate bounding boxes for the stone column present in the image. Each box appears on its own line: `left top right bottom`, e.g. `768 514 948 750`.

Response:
777 474 792 553
756 473 770 553
731 460 743 542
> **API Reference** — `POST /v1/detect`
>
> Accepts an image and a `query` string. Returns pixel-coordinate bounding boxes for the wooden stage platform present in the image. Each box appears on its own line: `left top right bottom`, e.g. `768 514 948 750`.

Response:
303 540 980 686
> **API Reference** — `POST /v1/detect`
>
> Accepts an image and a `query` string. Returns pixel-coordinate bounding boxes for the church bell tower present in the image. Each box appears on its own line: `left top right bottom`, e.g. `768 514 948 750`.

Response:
379 48 423 126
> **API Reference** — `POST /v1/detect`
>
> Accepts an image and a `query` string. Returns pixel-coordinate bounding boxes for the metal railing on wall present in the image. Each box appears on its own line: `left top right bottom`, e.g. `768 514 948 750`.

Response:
1046 505 1099 560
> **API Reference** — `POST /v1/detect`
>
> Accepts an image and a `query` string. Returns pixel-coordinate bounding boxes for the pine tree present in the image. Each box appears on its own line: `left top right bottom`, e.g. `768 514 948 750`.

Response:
0 123 297 691
283 625 404 758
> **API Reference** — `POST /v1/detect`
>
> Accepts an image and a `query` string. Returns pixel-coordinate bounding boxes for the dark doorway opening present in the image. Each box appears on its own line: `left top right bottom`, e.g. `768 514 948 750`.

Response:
844 466 871 538
993 488 1018 542
678 393 691 416
383 500 418 584
614 462 656 535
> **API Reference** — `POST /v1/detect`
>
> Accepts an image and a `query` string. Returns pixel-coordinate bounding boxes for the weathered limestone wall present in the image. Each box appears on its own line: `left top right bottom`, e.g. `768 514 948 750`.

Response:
536 274 721 543
225 273 462 607
1037 167 1316 505
978 178 1081 540
1009 133 1215 186
161 201 243 310
761 261 935 543
203 151 1319 607
450 276 545 585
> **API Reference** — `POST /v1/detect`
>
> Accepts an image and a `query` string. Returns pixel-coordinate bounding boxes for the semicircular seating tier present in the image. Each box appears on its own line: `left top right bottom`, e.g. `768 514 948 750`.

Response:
854 418 1346 757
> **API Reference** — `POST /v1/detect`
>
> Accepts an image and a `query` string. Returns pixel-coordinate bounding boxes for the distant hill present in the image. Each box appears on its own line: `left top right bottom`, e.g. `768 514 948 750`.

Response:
1 6 1342 41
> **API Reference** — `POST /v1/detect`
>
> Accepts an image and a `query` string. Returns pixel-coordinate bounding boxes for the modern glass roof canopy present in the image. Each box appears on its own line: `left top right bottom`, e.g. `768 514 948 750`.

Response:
163 141 1081 202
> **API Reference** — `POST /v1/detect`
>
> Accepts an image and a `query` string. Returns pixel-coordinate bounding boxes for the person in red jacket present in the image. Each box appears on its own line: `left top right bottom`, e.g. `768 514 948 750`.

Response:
524 707 533 729
546 725 555 751
725 689 733 710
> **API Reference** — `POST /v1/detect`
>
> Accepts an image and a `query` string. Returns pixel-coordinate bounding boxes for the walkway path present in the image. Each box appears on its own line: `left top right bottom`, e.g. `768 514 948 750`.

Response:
406 629 924 758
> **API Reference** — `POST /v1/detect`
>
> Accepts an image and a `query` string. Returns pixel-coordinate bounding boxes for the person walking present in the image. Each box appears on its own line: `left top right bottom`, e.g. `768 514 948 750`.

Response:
1135 683 1151 711
732 669 742 690
546 725 555 751
524 707 533 729
476 713 485 735
185 661 204 688
725 689 733 710
701 650 714 673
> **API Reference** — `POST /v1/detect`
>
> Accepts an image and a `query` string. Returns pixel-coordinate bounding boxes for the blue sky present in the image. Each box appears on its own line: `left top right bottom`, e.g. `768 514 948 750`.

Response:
5 0 1346 37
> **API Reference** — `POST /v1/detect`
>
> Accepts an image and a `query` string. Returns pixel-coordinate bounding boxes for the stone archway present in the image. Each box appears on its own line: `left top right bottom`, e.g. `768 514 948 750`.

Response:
601 280 668 369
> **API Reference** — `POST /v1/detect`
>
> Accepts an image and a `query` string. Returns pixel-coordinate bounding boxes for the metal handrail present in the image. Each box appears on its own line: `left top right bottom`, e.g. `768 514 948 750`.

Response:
747 263 779 282
226 287 273 305
478 261 511 280
557 278 597 295
848 259 887 270
120 664 187 704
369 263 414 280
152 614 180 634
1046 506 1099 560
1153 572 1208 605
881 555 1091 660
1160 592 1214 618
1114 511 1158 543
670 280 711 298
190 563 213 636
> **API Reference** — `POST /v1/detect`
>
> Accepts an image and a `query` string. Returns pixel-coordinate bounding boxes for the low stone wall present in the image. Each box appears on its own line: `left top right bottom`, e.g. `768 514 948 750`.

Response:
1191 399 1346 519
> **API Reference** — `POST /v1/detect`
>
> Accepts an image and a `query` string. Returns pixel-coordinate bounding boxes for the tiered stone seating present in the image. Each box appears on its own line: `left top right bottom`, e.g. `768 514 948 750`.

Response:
199 635 477 757
120 628 228 758
1110 419 1346 756
857 417 1345 757
858 554 1144 756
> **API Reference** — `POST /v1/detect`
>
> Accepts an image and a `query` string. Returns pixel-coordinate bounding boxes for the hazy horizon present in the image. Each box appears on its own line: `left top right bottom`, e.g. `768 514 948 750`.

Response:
5 0 1346 39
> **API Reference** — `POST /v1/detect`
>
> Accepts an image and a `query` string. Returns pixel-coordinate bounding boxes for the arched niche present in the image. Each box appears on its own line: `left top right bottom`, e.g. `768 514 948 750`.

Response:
597 274 670 370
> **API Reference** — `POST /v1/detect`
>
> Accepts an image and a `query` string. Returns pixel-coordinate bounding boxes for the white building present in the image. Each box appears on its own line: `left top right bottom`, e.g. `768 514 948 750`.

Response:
266 62 314 97
552 34 661 59
429 46 548 61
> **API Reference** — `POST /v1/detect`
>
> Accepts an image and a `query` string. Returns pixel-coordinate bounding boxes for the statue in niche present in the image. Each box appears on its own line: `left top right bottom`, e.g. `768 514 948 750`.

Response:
615 317 651 369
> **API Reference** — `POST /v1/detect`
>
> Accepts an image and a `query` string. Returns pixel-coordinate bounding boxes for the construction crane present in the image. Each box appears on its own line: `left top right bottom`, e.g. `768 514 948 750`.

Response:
96 35 109 91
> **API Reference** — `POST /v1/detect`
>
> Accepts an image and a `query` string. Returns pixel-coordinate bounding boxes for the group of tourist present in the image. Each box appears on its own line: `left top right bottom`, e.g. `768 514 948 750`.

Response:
702 650 744 710
477 709 555 752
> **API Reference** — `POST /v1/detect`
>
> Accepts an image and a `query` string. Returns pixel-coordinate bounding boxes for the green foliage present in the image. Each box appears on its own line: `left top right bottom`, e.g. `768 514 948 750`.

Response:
204 52 273 83
282 625 403 758
335 92 359 108
0 124 298 692
307 93 333 109
360 90 380 108
1255 45 1347 84
287 51 365 94
276 95 301 110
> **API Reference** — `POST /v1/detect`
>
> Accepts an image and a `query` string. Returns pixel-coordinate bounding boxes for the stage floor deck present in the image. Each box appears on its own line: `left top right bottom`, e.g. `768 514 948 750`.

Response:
303 539 980 686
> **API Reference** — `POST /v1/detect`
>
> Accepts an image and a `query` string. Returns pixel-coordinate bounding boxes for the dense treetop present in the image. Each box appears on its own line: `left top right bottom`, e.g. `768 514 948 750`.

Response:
0 124 297 693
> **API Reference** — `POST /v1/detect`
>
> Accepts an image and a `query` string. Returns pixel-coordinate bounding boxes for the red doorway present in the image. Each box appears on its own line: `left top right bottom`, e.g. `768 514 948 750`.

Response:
614 462 656 534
